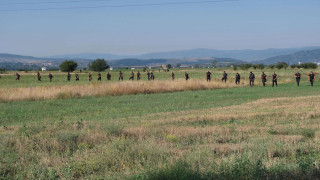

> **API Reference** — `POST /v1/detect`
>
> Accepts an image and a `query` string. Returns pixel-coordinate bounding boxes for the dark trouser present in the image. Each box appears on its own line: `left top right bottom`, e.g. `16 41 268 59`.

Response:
262 80 266 86
207 77 211 82
98 77 101 81
38 77 41 81
119 77 123 81
129 77 133 80
250 80 254 86
50 78 52 82
310 80 314 86
272 80 277 87
296 78 300 86
235 79 240 84
222 77 227 82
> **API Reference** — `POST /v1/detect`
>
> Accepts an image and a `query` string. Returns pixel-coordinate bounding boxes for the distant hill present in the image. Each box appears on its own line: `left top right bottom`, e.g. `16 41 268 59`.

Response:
254 49 320 65
48 46 320 61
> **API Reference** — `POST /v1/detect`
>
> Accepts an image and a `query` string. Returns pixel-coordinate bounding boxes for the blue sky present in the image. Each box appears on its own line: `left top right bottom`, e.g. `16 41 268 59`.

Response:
0 0 320 56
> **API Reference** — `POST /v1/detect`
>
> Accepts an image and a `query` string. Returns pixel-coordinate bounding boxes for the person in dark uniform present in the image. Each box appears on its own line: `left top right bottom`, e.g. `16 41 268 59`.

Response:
295 70 301 86
107 72 111 80
261 72 267 86
235 73 240 84
129 71 134 80
48 73 53 82
308 71 315 86
88 73 92 81
137 71 141 80
147 71 151 80
221 71 227 82
98 72 102 81
272 72 277 87
37 71 41 81
150 72 155 80
185 72 189 80
67 72 71 81
171 72 175 80
75 73 79 81
206 71 212 82
249 72 255 86
16 73 20 80
119 71 123 81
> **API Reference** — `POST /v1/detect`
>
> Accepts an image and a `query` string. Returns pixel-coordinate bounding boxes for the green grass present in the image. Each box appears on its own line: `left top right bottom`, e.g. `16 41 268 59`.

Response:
1 82 320 126
1 68 320 179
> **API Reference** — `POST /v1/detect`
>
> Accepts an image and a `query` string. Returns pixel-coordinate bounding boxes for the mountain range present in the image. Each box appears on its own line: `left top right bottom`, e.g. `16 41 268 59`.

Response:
1 47 320 70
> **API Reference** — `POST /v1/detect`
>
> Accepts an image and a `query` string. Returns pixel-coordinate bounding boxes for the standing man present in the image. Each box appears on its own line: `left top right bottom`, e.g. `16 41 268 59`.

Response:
249 72 255 86
48 73 53 82
235 73 240 84
308 71 315 86
185 72 189 80
261 72 267 87
171 72 175 80
221 71 228 83
294 71 301 86
98 72 102 81
150 72 155 80
129 71 134 80
75 73 79 81
37 71 41 81
107 72 111 80
119 71 123 81
67 72 71 81
272 72 278 87
137 71 141 80
206 71 212 82
88 73 92 81
147 71 151 80
16 73 21 80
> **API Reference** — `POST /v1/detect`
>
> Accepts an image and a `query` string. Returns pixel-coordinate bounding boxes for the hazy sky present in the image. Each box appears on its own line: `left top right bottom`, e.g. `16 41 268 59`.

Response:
1 0 320 56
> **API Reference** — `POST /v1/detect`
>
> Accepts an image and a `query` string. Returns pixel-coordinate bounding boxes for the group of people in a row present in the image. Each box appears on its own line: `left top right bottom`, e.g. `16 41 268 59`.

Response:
14 70 316 86
204 70 315 87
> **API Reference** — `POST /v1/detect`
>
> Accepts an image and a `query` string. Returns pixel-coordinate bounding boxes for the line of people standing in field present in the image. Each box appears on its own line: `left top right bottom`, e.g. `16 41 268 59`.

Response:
203 70 315 87
14 70 316 86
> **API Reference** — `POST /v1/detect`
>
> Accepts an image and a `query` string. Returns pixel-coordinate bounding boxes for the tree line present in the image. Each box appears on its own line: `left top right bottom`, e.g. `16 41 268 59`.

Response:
239 62 318 70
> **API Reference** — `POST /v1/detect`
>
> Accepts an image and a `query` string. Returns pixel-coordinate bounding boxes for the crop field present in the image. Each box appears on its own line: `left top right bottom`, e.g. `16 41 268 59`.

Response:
1 68 320 179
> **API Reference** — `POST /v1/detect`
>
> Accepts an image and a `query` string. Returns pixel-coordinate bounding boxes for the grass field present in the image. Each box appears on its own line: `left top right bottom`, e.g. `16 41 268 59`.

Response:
1 68 320 179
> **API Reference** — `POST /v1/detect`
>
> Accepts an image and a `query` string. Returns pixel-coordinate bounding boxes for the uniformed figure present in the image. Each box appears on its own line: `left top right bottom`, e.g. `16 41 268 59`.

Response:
119 71 123 81
261 72 267 86
98 72 102 81
129 71 134 80
75 73 79 81
107 72 111 80
150 72 155 80
272 72 277 87
37 71 41 81
295 71 301 86
249 72 255 86
16 73 20 80
308 71 315 86
235 73 240 84
137 71 141 80
185 72 189 80
88 73 92 81
206 71 212 82
171 72 175 80
221 71 228 82
67 72 71 81
48 73 53 82
147 71 151 80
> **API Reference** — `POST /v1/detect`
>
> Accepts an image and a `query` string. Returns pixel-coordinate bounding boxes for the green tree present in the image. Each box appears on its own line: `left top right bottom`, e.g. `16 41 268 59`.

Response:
275 62 288 70
167 64 172 69
255 64 265 70
59 60 78 72
268 64 275 69
240 63 252 70
89 59 109 72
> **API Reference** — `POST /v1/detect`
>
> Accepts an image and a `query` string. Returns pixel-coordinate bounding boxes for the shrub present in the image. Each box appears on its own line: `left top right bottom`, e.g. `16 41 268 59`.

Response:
59 60 78 72
89 59 109 72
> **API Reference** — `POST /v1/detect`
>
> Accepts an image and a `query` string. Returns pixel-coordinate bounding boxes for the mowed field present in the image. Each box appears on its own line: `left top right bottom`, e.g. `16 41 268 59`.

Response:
1 68 320 179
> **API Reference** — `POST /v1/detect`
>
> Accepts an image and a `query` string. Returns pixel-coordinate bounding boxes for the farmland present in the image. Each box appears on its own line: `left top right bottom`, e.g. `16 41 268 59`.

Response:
1 68 320 179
